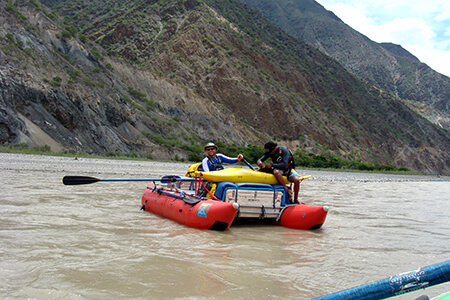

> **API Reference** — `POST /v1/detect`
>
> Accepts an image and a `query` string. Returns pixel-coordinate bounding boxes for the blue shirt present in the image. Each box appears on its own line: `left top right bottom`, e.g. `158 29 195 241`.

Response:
202 154 239 171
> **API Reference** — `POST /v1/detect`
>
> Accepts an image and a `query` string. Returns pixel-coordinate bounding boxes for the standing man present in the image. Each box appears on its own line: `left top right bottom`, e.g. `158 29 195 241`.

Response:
202 142 244 172
257 141 300 204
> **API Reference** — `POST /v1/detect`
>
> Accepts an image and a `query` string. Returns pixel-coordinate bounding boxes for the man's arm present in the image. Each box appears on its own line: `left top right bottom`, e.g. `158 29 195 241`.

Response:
217 154 238 164
257 153 269 168
201 157 211 171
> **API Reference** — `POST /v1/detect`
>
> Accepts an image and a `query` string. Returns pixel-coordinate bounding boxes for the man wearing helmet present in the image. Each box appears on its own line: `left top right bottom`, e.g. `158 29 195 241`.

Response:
202 142 244 172
257 141 300 204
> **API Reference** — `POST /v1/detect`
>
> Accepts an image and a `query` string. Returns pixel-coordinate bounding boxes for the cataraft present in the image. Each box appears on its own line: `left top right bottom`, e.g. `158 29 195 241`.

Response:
63 165 329 231
140 166 328 231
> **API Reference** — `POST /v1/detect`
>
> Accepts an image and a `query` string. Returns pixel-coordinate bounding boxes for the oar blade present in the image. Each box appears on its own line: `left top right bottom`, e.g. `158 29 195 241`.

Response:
63 176 100 185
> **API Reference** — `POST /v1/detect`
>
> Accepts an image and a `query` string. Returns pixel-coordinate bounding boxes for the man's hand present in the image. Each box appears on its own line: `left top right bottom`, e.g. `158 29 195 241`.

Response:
257 160 264 168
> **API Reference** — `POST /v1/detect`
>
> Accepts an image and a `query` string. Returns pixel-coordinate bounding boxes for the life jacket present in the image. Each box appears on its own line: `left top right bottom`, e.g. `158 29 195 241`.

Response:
202 156 221 198
288 149 296 170
207 156 224 171
273 147 295 170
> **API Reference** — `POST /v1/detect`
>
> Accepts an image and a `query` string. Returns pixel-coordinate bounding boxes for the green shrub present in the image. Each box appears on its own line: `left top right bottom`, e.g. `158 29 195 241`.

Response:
128 86 146 100
32 145 51 152
50 76 62 86
105 63 114 70
12 143 29 150
5 33 14 43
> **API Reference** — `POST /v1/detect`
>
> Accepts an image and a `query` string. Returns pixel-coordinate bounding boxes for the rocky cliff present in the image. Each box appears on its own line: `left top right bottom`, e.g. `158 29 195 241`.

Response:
1 0 449 175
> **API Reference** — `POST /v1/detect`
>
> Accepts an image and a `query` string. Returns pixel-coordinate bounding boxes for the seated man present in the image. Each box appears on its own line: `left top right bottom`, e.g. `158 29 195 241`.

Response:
257 141 300 204
202 142 243 171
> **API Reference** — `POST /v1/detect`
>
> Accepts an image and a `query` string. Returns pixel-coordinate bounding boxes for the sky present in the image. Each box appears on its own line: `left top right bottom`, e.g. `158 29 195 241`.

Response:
315 0 450 78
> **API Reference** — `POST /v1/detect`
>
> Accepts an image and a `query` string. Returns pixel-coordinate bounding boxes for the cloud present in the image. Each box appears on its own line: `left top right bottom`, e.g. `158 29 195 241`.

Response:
316 0 450 77
432 1 450 22
377 18 434 43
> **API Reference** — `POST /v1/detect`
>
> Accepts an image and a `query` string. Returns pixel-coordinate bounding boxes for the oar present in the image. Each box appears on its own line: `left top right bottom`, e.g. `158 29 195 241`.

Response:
243 159 256 171
145 186 201 205
62 175 195 186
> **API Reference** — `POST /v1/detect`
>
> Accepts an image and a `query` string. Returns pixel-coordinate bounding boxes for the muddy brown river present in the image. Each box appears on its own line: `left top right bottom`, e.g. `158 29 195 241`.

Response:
1 153 448 299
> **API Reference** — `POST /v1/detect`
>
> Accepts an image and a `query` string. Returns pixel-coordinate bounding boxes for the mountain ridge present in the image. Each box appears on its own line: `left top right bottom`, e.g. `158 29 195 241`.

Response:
0 0 448 175
240 0 450 128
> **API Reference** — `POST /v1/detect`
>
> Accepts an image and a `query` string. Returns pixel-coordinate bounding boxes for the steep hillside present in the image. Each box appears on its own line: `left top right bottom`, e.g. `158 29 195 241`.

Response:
1 0 449 175
241 0 450 130
1 0 247 160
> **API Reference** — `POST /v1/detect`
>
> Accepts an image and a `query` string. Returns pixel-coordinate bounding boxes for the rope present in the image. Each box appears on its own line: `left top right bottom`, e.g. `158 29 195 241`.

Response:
198 177 222 201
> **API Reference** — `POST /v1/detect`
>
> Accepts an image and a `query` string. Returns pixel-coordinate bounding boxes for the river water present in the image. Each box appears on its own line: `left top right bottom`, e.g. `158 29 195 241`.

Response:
1 153 448 299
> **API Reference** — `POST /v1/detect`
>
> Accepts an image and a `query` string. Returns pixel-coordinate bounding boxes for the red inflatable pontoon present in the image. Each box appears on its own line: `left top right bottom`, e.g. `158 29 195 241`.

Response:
141 184 239 231
277 204 328 230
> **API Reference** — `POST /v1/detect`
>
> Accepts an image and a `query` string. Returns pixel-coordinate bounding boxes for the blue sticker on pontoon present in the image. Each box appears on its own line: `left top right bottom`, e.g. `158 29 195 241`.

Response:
197 203 212 218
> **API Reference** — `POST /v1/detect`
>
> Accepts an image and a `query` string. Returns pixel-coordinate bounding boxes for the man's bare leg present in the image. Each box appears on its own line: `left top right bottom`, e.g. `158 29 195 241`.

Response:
273 169 293 202
291 176 300 204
